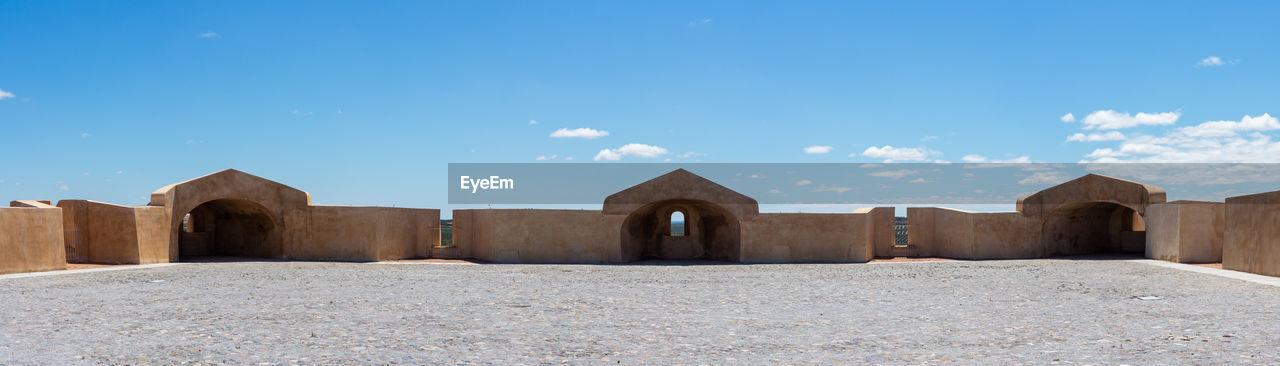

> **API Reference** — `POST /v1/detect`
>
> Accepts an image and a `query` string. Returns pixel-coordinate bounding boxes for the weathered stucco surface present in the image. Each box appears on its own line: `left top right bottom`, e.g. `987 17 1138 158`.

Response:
739 211 878 263
284 206 439 261
1224 191 1280 276
1145 201 1224 263
0 206 66 274
55 200 169 264
909 174 1161 260
453 209 624 263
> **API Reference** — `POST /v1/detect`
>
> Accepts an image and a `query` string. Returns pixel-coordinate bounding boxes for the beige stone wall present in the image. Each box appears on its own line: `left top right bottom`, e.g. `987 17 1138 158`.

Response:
0 206 67 274
908 208 1040 259
56 200 170 265
739 212 877 263
1146 201 1224 263
453 209 624 263
1224 191 1280 276
283 206 439 262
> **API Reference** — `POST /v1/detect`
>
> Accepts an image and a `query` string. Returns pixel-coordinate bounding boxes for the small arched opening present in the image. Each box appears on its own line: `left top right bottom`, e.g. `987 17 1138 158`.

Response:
178 199 283 260
669 211 686 236
1041 201 1146 257
621 199 739 262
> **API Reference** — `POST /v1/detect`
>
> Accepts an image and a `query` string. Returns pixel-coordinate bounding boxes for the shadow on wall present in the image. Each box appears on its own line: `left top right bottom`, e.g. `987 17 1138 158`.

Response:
620 199 740 262
179 199 283 259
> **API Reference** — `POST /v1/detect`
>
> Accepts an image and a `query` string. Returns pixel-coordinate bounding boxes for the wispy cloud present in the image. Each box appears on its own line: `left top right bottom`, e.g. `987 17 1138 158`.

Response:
528 120 537 125
921 135 940 141
803 145 833 154
536 154 559 161
688 18 712 26
81 132 91 138
551 127 609 139
1196 56 1224 67
290 108 313 116
858 145 939 162
1080 110 1179 130
593 143 668 161
1066 131 1126 142
0 88 14 100
795 179 812 186
1060 113 1075 123
867 169 918 179
961 154 1031 163
198 31 221 39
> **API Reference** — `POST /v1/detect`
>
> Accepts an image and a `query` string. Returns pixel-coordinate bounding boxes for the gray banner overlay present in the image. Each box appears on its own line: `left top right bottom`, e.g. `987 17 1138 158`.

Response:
448 163 1280 204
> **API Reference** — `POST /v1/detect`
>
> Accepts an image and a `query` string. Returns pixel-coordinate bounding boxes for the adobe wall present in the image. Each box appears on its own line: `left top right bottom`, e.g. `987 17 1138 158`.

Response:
149 169 311 262
907 207 1040 259
55 200 170 265
739 210 881 263
283 206 439 261
0 206 67 274
453 209 624 263
1146 201 1224 264
1224 191 1280 276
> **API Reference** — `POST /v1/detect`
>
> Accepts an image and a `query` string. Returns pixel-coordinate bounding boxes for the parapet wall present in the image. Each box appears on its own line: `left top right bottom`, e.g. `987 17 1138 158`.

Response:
907 207 1041 259
1224 191 1280 276
0 206 67 274
1145 201 1224 264
56 200 170 265
453 209 625 263
283 206 440 261
739 208 888 263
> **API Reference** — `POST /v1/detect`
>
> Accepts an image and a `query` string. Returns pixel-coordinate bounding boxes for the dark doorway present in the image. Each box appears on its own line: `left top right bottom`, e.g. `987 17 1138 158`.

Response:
1041 201 1146 256
178 199 283 260
621 199 740 262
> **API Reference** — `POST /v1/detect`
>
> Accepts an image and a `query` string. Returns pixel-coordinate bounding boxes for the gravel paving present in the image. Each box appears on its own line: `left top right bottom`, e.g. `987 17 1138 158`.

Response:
2 258 1279 364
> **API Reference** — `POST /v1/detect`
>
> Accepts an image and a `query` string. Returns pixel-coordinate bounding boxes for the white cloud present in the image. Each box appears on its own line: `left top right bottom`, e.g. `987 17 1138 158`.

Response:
528 120 537 125
961 154 1031 164
859 145 939 162
1018 171 1070 185
748 174 764 179
198 32 220 39
909 178 932 184
0 88 14 100
1197 56 1224 67
795 179 812 186
1060 113 1076 123
1176 114 1279 137
867 169 918 179
676 151 705 158
536 154 558 161
921 135 940 141
81 132 91 138
1080 114 1280 163
593 143 668 161
767 189 782 194
814 185 852 193
551 127 609 139
804 145 833 154
290 108 312 116
1080 110 1179 130
116 170 123 175
688 18 712 26
1066 131 1127 142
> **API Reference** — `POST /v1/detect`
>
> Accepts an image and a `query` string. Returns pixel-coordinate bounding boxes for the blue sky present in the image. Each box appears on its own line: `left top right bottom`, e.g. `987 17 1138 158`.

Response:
2 1 1278 215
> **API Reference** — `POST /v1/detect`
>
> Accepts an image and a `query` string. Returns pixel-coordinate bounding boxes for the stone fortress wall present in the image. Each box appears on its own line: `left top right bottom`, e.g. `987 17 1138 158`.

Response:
2 168 1278 279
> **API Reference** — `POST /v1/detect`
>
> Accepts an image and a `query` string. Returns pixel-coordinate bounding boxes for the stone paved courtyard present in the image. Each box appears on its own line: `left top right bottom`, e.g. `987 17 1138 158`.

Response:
2 259 1279 364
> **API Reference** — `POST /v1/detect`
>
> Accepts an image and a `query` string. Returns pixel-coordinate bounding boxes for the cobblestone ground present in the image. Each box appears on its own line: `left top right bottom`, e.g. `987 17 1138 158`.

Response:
2 259 1279 364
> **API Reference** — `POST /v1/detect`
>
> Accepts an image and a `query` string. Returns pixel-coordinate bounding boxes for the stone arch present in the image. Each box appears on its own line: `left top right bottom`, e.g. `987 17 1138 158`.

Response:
620 199 741 262
149 169 310 261
1040 200 1147 256
178 198 283 259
